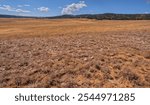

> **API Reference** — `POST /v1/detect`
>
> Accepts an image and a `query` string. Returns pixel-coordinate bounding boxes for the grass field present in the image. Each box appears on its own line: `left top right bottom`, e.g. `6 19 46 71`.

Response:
0 18 150 88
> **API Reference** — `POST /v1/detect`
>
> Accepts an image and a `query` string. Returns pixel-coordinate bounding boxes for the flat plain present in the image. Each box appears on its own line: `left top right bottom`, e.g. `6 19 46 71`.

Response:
0 18 150 88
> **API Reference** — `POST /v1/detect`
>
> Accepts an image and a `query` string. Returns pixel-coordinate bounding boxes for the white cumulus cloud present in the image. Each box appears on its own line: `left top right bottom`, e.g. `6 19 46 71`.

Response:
61 1 87 15
37 7 49 12
0 5 15 11
0 5 31 13
18 4 30 7
16 9 30 13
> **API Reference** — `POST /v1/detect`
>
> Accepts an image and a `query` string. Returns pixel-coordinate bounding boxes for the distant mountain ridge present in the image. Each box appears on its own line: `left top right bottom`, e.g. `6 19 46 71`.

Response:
47 13 150 20
0 14 36 18
1 13 150 20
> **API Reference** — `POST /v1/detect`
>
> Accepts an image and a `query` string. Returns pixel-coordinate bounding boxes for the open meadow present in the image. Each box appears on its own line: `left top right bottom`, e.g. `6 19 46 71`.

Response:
0 18 150 88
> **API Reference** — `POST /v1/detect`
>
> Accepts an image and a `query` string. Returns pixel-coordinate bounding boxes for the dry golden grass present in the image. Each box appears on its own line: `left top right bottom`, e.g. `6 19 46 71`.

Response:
0 18 150 38
0 18 150 88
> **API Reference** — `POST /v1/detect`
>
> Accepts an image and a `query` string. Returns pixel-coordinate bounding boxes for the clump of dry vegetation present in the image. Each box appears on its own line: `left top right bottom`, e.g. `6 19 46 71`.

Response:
0 18 150 88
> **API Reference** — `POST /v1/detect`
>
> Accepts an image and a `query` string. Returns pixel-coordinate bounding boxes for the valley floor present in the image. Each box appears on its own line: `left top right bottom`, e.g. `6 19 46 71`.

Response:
0 19 150 87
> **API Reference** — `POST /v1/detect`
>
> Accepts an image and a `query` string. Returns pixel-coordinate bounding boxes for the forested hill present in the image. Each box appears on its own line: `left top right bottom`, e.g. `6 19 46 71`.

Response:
1 13 150 20
47 13 150 20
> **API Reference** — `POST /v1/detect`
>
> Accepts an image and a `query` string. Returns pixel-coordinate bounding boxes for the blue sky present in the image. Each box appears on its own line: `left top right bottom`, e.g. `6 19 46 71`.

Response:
0 0 150 16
